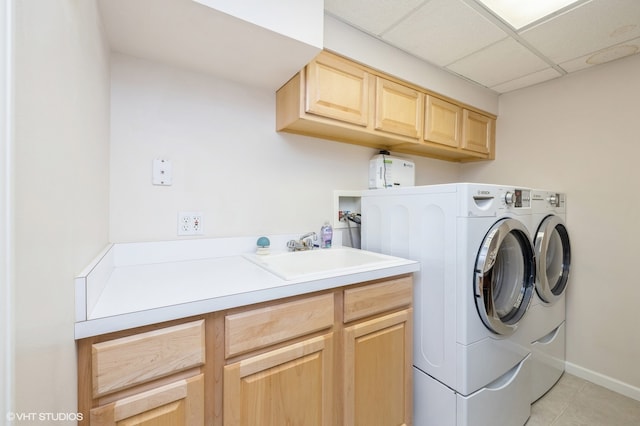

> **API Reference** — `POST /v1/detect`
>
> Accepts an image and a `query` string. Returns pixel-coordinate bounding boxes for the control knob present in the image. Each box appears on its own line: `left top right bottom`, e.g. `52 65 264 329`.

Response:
548 194 558 207
504 192 515 205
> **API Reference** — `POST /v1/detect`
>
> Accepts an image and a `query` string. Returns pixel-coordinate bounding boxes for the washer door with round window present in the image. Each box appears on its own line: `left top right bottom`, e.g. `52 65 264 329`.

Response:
475 218 536 336
534 215 571 305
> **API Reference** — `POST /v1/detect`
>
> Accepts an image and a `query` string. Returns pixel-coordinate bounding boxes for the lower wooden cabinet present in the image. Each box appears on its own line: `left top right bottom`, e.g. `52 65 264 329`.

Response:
78 275 413 425
77 319 207 426
89 374 204 425
344 310 412 426
223 334 333 426
343 277 413 426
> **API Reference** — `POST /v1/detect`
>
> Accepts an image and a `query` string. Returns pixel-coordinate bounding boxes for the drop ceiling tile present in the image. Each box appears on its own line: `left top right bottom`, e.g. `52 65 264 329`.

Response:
491 67 562 93
559 36 640 72
521 0 640 63
447 38 550 88
382 0 507 66
324 0 424 35
476 0 583 30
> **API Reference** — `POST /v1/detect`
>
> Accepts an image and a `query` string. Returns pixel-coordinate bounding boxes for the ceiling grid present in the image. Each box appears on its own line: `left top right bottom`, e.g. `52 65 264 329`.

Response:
325 0 640 93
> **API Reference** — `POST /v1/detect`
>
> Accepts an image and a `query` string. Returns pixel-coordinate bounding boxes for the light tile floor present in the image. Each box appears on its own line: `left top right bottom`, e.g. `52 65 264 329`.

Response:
527 373 640 425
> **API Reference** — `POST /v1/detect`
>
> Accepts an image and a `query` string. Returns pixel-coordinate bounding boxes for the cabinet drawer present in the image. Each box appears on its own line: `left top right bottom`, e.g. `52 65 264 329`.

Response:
90 374 204 425
92 320 205 398
344 277 412 323
225 293 334 358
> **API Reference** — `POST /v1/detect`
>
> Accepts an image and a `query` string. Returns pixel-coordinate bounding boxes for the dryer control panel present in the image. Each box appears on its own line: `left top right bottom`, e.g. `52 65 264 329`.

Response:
463 184 532 217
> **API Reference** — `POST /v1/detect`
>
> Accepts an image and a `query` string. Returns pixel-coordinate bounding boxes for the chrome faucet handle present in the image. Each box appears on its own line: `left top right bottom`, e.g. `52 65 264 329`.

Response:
287 232 318 251
302 232 317 250
300 231 317 241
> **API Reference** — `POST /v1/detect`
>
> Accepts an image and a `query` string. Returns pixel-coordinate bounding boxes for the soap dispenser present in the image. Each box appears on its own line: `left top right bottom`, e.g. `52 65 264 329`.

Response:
320 222 333 249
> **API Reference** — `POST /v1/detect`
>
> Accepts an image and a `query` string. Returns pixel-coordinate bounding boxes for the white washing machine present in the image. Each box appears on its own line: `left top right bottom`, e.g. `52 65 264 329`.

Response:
526 190 571 402
361 183 535 426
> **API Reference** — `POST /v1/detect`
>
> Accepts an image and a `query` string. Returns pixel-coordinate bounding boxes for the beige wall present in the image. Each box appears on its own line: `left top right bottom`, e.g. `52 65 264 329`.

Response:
461 53 640 395
1 0 13 418
13 0 110 419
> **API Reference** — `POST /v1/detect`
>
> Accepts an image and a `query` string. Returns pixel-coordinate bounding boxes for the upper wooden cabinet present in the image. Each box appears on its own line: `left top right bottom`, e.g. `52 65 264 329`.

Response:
276 50 496 162
306 53 369 126
463 109 493 155
424 95 462 148
375 77 423 139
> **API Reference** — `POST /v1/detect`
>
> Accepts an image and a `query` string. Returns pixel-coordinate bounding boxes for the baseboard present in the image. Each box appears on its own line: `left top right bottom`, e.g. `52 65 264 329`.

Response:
565 362 640 402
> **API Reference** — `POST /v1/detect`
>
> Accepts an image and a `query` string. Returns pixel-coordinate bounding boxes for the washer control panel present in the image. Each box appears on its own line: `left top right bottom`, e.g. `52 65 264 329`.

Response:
504 189 531 208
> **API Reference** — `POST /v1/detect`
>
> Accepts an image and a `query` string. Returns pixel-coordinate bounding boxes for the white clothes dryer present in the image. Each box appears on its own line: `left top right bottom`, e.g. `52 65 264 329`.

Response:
362 183 536 426
527 190 571 402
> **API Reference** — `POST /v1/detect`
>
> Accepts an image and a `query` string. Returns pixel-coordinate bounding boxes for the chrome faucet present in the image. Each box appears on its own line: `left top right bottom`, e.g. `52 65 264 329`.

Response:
287 232 317 251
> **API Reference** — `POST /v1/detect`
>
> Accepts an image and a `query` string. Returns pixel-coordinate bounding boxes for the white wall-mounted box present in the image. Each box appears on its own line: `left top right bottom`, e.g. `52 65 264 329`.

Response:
333 190 362 230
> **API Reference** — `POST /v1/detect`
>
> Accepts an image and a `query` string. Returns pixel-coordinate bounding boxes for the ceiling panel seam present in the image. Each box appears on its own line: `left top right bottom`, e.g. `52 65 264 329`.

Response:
461 0 569 75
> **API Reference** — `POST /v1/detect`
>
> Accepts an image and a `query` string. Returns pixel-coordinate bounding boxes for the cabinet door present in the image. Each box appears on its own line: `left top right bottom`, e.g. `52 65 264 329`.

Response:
90 374 204 425
305 53 369 126
462 109 493 154
424 95 462 148
344 310 412 426
224 334 333 426
375 77 422 138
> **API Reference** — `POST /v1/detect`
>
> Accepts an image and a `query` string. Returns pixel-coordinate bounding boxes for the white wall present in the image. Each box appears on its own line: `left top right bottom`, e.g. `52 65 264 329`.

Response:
461 53 640 395
109 54 459 243
13 0 110 419
195 0 324 49
108 16 501 243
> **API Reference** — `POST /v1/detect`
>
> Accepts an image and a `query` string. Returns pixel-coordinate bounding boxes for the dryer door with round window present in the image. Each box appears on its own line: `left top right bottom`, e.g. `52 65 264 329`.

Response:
475 218 536 336
534 215 571 305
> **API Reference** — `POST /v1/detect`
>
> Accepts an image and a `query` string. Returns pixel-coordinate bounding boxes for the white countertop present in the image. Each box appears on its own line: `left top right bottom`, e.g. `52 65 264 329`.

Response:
75 235 419 339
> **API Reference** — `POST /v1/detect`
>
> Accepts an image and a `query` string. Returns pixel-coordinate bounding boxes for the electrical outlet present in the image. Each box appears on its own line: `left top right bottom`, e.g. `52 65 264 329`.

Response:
178 211 203 236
